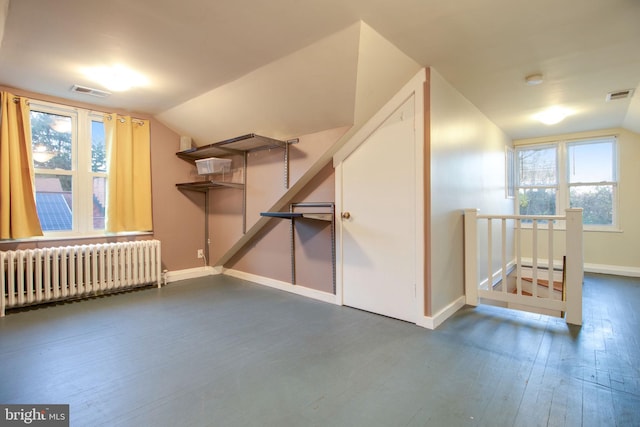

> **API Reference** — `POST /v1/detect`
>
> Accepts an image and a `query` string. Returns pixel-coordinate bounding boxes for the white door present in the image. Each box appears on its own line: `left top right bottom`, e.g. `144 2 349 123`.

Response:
340 96 417 323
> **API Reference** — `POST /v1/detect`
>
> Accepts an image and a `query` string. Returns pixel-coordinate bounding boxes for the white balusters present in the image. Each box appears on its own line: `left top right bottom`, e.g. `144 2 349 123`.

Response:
463 209 583 325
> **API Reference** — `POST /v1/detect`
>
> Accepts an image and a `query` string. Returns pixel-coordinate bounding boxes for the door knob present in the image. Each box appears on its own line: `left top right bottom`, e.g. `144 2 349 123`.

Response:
341 211 351 220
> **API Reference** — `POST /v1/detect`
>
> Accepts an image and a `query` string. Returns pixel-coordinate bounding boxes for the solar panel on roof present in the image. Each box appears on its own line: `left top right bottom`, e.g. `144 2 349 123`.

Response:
36 193 72 231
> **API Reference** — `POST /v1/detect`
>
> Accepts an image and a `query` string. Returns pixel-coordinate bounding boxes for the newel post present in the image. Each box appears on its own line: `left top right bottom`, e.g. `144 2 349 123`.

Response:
564 208 583 325
464 209 479 306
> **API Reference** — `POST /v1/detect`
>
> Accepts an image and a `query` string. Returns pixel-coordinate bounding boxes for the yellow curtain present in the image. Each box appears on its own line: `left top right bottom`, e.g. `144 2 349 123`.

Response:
0 92 43 239
105 114 152 232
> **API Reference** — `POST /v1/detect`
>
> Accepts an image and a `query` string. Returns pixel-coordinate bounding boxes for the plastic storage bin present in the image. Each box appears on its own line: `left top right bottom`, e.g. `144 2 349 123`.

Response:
195 157 232 175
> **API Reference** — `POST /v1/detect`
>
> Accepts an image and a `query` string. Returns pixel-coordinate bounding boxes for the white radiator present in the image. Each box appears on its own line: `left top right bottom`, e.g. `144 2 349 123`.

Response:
1 240 161 316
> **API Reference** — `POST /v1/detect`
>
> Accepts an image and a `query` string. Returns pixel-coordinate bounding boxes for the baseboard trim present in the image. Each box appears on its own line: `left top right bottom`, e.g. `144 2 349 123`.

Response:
480 261 516 290
164 266 220 284
418 296 466 330
584 263 640 277
222 269 338 305
519 257 640 277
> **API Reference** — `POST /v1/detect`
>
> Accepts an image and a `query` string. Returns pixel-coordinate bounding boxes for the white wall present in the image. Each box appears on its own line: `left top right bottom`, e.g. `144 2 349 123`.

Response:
515 128 640 276
428 68 514 315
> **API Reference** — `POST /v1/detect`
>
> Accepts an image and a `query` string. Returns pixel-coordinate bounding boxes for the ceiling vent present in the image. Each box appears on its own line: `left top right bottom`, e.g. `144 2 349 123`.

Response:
605 89 634 102
70 84 111 98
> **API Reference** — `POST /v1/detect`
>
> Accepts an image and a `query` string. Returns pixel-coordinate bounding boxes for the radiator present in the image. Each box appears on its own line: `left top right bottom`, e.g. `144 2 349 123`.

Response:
1 240 162 316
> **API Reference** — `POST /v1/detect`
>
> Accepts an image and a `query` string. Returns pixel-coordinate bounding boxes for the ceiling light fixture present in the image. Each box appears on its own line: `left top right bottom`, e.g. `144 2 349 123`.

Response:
532 106 573 125
82 64 148 92
525 73 544 86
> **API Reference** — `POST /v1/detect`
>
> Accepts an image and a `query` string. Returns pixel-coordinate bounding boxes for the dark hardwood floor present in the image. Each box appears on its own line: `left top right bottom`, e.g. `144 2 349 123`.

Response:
1 273 638 426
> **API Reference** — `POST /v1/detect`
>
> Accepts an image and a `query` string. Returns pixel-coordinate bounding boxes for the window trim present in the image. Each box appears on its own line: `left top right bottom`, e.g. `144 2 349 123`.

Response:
505 146 515 199
29 100 108 239
514 136 619 232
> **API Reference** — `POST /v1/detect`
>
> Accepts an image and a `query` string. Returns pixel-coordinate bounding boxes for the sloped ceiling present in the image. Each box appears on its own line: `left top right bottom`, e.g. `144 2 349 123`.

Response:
156 23 361 144
1 0 639 141
157 22 423 144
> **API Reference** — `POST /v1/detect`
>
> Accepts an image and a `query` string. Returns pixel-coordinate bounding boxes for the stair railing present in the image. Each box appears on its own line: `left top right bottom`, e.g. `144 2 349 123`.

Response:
464 208 583 325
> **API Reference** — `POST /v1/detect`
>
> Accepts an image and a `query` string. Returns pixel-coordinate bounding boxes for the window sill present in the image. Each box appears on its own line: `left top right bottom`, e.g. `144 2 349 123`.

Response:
584 227 623 233
0 231 153 244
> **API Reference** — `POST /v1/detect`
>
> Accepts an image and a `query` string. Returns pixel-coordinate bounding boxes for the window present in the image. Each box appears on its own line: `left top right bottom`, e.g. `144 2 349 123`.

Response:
517 144 557 217
515 136 617 228
30 101 107 236
567 139 616 226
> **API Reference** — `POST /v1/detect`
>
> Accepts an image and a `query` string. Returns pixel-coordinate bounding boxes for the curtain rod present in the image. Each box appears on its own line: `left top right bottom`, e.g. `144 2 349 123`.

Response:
10 93 148 124
105 114 147 126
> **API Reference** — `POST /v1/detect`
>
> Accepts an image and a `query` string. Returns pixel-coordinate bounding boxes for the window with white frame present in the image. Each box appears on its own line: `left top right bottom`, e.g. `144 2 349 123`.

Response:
515 136 617 228
30 101 107 236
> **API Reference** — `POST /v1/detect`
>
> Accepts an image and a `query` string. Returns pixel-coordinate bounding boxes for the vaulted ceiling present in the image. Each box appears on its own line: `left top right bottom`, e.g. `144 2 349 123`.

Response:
1 0 639 143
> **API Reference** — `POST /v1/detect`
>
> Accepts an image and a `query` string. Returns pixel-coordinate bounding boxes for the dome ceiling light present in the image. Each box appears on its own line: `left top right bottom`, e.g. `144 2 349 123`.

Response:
82 64 148 92
532 106 573 125
525 73 544 86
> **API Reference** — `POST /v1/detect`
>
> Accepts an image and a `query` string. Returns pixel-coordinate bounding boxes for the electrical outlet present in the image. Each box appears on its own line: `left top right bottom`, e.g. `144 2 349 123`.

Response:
197 249 204 259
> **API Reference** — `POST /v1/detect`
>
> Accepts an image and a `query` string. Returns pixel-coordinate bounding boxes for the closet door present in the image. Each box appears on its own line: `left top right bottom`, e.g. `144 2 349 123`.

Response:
340 95 417 323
